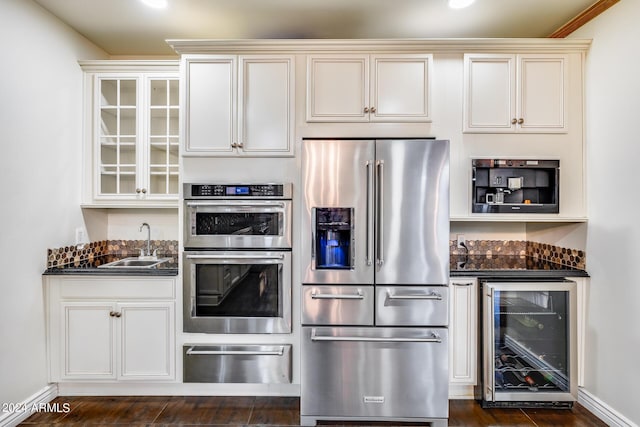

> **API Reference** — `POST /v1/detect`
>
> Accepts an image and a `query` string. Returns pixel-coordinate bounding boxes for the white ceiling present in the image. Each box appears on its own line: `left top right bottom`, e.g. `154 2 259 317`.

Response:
33 0 598 56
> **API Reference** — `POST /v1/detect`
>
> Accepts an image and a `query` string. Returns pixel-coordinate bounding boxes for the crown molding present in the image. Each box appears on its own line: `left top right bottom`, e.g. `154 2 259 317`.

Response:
167 38 592 55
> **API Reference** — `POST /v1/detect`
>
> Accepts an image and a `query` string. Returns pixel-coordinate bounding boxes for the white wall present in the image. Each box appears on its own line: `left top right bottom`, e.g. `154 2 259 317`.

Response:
0 0 107 408
571 3 640 425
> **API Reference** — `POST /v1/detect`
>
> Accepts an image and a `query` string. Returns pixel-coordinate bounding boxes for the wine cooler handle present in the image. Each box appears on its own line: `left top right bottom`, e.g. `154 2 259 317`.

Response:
485 286 495 402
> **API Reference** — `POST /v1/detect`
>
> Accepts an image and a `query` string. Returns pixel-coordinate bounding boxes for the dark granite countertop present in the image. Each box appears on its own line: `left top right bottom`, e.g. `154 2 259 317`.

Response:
43 254 178 276
450 255 589 278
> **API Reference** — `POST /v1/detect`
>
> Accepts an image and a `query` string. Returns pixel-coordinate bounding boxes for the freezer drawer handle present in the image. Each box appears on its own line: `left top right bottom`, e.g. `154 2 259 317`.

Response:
311 290 364 300
387 291 443 301
311 330 442 343
186 346 285 356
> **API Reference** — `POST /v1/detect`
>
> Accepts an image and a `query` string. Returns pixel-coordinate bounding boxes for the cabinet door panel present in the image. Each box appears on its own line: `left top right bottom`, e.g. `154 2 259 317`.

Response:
371 55 432 122
449 279 477 385
239 56 294 154
62 303 116 380
519 55 567 132
119 302 174 379
306 56 369 122
185 58 236 153
464 55 515 132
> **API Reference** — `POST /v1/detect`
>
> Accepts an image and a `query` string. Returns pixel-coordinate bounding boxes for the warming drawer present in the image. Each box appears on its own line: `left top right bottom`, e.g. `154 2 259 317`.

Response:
183 344 291 383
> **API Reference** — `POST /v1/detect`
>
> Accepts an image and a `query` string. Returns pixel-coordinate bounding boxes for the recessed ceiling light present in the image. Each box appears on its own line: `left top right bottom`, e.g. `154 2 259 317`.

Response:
448 0 476 9
140 0 168 9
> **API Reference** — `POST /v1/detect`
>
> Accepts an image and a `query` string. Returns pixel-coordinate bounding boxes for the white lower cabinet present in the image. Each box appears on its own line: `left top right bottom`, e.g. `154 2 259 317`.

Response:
45 276 176 382
449 278 478 396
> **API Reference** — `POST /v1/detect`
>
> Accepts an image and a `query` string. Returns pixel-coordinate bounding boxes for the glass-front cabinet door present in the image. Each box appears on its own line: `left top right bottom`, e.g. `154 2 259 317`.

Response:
98 78 139 196
82 61 180 207
148 78 179 197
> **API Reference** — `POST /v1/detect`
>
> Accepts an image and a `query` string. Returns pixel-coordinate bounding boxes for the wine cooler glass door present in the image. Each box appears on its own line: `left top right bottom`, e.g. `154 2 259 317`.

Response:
483 281 577 404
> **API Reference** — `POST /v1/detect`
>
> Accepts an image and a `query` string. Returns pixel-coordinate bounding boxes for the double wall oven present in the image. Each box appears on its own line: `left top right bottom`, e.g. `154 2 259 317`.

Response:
183 183 292 334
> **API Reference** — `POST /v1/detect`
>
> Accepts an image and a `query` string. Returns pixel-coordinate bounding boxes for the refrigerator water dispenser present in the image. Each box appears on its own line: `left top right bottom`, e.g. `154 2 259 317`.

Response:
314 207 353 269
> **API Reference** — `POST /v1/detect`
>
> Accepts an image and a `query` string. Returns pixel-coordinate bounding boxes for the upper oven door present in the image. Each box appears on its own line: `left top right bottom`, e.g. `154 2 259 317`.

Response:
184 200 292 249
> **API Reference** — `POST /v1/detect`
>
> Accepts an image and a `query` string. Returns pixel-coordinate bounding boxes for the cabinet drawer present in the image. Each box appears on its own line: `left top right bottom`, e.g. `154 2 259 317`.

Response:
183 344 291 383
302 285 374 326
59 277 175 299
375 286 448 326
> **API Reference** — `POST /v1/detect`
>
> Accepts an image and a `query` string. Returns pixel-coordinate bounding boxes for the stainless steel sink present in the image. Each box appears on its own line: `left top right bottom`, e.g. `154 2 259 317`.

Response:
98 257 172 269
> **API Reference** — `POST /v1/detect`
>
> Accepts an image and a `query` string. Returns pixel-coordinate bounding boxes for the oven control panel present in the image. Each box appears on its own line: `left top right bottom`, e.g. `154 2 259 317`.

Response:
185 183 292 199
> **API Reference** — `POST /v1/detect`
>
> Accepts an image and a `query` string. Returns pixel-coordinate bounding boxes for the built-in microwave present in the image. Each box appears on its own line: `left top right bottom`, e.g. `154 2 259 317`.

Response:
472 159 559 213
183 183 292 249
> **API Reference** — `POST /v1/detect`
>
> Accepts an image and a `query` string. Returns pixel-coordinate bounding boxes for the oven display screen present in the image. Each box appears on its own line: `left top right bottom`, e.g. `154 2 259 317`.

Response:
226 186 249 195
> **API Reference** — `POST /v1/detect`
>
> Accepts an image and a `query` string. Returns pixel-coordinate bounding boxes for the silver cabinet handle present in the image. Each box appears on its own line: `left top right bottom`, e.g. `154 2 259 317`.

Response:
186 254 284 260
311 291 364 300
452 282 474 287
311 330 441 343
387 292 443 300
365 160 373 266
376 159 384 266
186 346 284 356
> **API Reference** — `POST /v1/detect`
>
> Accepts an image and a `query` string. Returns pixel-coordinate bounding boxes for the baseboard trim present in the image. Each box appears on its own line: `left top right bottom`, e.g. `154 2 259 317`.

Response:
578 388 637 427
0 384 58 427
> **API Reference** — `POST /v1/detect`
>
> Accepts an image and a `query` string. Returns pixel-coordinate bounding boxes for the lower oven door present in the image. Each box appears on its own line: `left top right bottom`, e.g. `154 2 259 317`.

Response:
183 251 291 333
301 326 449 421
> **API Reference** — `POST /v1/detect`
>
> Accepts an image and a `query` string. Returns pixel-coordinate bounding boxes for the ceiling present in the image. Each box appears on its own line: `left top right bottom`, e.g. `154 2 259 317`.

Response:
33 0 603 57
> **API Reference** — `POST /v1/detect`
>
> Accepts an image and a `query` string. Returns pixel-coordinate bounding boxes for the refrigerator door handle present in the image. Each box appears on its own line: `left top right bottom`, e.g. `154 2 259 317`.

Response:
376 159 384 266
366 160 373 266
311 208 317 262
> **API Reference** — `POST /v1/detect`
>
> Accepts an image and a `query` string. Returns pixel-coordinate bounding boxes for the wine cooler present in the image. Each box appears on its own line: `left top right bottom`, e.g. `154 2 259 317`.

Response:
482 280 577 408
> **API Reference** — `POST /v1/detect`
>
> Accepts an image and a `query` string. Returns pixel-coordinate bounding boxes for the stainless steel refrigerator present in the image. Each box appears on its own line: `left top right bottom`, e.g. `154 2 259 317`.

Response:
300 138 450 427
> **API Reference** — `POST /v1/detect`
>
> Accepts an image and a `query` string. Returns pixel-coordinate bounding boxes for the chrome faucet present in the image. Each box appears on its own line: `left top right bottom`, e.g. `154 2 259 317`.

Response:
139 222 152 258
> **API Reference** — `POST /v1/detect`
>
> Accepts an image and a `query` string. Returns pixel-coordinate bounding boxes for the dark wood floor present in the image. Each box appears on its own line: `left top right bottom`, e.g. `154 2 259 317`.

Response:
20 396 607 426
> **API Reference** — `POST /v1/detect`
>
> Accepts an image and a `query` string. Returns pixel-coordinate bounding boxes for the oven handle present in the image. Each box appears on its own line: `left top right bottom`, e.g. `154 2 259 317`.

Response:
186 346 285 356
185 201 286 209
186 254 285 260
311 330 442 343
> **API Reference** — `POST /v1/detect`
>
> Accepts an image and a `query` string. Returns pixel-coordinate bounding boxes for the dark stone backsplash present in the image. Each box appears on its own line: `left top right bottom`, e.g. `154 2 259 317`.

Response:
48 239 584 270
47 240 178 269
449 239 586 270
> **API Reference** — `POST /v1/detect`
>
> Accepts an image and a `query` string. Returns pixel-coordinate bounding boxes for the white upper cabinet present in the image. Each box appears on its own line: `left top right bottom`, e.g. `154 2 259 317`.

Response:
183 55 295 157
463 54 568 133
81 61 180 207
306 54 432 123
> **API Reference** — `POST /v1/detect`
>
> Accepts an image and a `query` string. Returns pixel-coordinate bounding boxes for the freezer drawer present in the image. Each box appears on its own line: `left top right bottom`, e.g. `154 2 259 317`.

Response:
301 327 449 420
183 344 291 383
375 286 449 326
302 285 374 326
